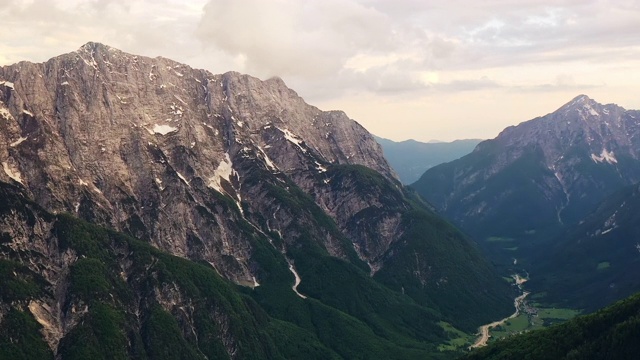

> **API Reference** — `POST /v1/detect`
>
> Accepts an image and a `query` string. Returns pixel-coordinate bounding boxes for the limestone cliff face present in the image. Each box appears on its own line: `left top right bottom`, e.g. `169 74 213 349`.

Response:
0 42 398 284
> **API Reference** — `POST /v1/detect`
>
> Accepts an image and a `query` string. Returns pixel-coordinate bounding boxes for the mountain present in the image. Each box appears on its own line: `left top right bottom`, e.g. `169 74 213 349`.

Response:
374 136 482 184
412 95 640 266
0 181 464 359
0 42 512 358
462 291 640 360
528 183 640 312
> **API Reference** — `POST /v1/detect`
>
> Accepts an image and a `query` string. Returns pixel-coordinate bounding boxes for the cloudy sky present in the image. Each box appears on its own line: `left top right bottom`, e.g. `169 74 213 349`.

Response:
1 0 639 141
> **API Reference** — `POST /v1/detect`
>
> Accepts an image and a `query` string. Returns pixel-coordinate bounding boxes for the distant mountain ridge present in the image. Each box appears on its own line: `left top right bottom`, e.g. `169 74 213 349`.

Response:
374 136 482 184
413 95 640 251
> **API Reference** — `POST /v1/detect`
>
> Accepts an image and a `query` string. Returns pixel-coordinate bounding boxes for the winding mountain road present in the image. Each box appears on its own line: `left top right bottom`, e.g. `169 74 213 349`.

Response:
470 275 529 348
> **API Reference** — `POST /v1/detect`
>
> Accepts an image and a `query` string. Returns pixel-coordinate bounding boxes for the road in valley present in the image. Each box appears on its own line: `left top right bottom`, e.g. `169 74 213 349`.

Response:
470 274 529 348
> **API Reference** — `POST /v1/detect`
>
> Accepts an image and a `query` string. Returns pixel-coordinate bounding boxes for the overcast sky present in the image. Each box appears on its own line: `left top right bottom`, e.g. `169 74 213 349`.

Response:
1 0 639 141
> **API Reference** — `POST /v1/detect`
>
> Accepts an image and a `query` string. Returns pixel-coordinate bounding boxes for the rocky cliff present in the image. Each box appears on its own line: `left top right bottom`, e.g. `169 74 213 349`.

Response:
0 43 513 358
0 42 397 284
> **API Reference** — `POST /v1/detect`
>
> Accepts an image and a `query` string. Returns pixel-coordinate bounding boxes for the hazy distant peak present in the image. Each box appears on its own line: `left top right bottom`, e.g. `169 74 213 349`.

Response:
572 94 591 103
558 94 625 113
77 41 114 53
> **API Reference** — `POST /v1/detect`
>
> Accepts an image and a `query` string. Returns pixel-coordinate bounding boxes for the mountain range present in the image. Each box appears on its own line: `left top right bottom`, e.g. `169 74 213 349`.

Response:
410 93 640 340
406 94 640 357
4 41 638 359
374 136 482 184
413 95 640 265
0 42 513 359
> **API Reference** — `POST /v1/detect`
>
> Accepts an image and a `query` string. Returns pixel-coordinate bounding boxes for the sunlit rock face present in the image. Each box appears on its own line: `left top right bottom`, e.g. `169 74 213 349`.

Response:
0 42 399 284
0 44 516 356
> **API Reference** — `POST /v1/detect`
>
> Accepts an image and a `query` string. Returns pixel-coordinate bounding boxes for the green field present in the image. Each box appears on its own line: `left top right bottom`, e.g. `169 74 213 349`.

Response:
437 321 474 351
534 307 582 327
489 304 581 343
486 236 515 242
491 314 530 338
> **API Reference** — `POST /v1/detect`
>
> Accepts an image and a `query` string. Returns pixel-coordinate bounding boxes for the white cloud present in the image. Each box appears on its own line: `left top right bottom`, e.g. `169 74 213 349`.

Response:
0 0 207 64
1 0 640 141
196 0 396 78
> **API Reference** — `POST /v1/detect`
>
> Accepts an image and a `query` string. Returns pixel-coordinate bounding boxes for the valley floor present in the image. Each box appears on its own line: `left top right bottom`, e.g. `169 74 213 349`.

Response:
442 273 582 354
471 290 530 348
476 273 581 347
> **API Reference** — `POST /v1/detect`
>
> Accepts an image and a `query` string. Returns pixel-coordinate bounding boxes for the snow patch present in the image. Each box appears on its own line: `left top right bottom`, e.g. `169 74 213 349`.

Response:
169 103 184 117
78 48 99 70
0 81 15 89
152 124 178 135
584 103 598 116
115 94 128 105
202 122 218 135
207 154 245 214
256 146 278 172
176 171 189 186
0 108 12 120
22 109 33 116
9 136 27 147
154 177 165 191
591 149 617 164
173 95 187 105
61 81 69 86
2 162 23 184
207 154 235 193
279 127 308 153
314 161 327 173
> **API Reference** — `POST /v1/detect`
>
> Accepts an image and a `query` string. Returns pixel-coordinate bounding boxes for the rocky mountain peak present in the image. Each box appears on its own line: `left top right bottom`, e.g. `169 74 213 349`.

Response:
0 42 401 284
414 94 640 247
561 94 593 108
555 94 622 121
491 95 636 162
77 41 113 53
